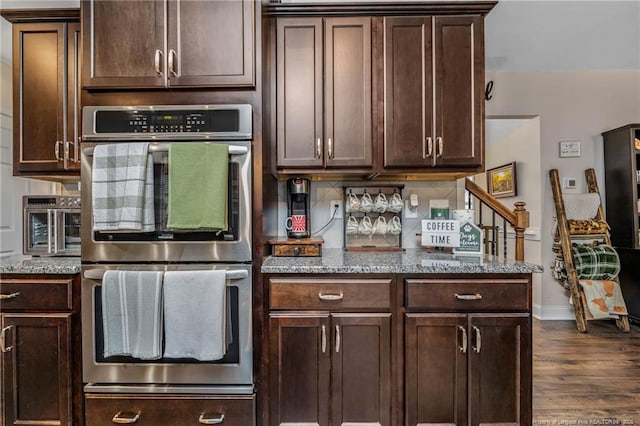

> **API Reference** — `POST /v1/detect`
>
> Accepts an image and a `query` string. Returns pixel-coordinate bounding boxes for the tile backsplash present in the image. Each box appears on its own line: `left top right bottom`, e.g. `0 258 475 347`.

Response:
276 179 465 249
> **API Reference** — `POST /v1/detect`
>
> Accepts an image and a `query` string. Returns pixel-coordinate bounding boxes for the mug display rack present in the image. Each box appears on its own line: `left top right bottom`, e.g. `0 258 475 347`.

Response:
343 184 404 251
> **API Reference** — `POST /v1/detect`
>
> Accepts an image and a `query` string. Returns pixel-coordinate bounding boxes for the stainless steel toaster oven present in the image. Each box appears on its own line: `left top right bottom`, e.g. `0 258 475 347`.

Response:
23 195 81 256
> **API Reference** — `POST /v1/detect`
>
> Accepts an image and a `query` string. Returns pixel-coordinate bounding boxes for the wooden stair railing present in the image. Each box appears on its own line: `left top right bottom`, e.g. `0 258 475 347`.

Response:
464 178 530 261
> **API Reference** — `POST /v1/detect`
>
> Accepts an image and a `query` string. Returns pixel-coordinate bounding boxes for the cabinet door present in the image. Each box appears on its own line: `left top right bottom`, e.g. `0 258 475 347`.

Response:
13 23 65 174
324 17 372 168
331 314 391 426
82 0 166 88
269 313 330 426
2 313 72 425
433 16 484 167
468 314 531 426
383 17 434 168
167 0 254 87
405 314 467 426
276 18 324 168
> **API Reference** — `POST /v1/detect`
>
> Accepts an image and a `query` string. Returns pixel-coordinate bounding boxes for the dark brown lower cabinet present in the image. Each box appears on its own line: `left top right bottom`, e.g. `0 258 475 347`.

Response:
269 313 391 426
1 314 72 424
406 313 531 426
0 275 81 426
85 394 255 425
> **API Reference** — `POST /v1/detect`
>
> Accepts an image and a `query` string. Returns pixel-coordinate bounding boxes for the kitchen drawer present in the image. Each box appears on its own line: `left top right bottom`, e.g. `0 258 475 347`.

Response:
405 279 530 312
85 394 255 426
0 278 73 311
269 278 392 310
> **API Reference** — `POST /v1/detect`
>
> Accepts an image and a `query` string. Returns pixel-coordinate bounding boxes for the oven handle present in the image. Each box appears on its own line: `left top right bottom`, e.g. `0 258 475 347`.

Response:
82 144 248 157
83 269 248 281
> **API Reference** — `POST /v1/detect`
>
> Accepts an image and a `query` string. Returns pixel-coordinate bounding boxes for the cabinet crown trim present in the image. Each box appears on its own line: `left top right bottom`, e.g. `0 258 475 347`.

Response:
0 8 79 22
264 1 497 17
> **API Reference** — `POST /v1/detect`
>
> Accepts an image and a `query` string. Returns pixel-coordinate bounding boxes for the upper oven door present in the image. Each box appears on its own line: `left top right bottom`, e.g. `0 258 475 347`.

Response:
80 141 252 263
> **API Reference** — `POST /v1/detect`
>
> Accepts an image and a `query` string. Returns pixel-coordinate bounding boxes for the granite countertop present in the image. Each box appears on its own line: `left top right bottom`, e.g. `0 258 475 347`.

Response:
262 248 543 274
0 255 81 275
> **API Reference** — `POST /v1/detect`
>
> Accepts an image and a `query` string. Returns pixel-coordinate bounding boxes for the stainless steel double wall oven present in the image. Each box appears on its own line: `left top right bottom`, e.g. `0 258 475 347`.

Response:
80 105 253 394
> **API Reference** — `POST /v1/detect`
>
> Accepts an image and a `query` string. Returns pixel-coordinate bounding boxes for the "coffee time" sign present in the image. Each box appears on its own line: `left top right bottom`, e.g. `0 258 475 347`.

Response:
421 220 460 247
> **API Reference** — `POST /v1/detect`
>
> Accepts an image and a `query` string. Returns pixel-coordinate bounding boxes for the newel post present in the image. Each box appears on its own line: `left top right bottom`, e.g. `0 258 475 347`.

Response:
513 201 529 262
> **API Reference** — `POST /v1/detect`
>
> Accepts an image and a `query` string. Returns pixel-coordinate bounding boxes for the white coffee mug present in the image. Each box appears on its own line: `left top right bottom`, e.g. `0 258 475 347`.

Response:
358 215 373 235
373 215 387 235
373 193 388 213
346 192 361 213
359 192 373 213
388 215 402 235
346 215 359 235
387 192 403 213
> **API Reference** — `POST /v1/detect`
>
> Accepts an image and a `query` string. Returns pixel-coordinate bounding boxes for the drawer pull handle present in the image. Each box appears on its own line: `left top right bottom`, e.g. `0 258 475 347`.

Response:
335 325 341 353
199 413 225 424
457 325 467 353
1 326 14 353
112 411 140 424
0 292 20 300
455 293 482 301
318 292 343 301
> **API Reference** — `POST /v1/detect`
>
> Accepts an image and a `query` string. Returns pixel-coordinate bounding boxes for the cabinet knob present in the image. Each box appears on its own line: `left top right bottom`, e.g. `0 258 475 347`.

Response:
455 293 482 301
293 247 301 256
168 49 178 77
0 326 13 353
318 292 343 301
472 326 482 353
198 413 225 424
457 325 467 353
54 140 63 161
321 324 327 353
112 411 141 424
154 49 163 76
424 137 433 159
0 292 20 300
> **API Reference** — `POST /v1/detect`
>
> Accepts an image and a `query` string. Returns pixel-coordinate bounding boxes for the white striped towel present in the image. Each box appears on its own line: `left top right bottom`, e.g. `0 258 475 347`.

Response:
92 143 155 232
102 270 164 360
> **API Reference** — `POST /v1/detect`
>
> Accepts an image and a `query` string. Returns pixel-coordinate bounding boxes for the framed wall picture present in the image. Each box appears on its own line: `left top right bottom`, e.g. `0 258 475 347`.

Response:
486 162 517 198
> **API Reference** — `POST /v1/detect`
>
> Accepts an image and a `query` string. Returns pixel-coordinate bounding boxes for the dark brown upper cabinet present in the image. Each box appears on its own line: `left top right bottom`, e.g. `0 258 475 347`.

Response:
384 16 484 170
3 10 81 178
82 0 255 89
276 17 372 170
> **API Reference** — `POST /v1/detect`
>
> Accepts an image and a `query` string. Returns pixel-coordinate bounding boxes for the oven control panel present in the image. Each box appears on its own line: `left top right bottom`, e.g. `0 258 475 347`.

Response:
94 109 240 134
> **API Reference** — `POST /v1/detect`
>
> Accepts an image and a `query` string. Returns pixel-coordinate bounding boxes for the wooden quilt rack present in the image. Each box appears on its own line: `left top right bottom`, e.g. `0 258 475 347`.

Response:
549 168 630 333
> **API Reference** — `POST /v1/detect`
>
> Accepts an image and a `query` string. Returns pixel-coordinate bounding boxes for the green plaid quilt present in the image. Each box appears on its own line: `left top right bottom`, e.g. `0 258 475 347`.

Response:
571 244 620 280
552 244 621 289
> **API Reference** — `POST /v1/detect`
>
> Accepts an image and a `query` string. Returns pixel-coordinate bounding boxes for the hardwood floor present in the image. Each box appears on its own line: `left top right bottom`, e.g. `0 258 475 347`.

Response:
533 319 640 424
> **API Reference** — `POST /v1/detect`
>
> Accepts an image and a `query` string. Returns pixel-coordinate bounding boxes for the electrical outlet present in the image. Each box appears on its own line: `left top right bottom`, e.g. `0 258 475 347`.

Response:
330 200 343 219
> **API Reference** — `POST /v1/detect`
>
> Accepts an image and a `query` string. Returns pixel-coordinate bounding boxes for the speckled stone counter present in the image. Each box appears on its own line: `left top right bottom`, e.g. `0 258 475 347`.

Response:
261 248 543 274
0 255 81 275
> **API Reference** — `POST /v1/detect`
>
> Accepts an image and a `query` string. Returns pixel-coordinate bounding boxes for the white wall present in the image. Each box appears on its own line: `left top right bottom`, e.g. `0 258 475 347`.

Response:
486 1 640 72
485 70 640 318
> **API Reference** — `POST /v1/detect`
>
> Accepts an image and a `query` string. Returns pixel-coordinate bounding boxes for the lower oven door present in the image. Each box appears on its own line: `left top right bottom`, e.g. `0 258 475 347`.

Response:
81 264 252 393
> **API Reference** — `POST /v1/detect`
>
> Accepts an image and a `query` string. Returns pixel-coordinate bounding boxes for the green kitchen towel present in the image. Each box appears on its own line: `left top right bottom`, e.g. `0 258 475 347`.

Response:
167 143 228 230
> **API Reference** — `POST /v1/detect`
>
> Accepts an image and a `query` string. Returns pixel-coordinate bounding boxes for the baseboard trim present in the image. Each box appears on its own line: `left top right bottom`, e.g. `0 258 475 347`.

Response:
533 304 575 320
